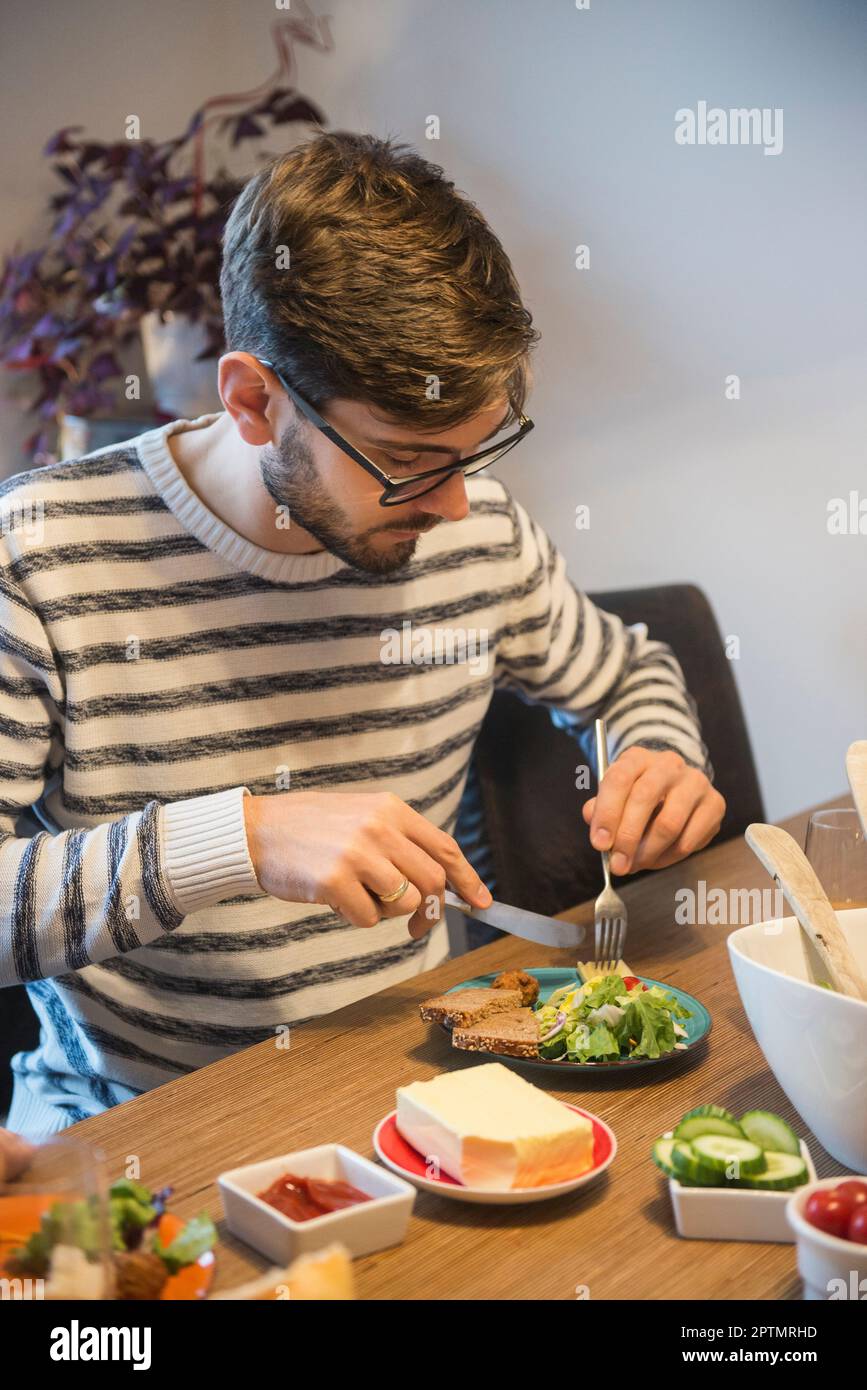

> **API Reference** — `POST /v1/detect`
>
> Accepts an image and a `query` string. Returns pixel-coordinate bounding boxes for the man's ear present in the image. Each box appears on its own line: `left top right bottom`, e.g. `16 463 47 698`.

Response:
219 353 281 446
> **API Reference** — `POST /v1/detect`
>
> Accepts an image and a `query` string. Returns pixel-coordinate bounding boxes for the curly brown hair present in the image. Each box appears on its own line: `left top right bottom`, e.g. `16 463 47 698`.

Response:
220 130 539 429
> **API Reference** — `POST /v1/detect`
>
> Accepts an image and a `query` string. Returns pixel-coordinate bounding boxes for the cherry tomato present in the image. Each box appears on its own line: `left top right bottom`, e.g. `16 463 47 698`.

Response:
848 1207 867 1245
835 1180 867 1212
622 976 647 991
805 1190 850 1239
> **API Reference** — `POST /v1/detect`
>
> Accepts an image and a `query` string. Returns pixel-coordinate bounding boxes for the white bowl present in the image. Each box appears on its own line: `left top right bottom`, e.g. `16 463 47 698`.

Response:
728 909 867 1170
665 1133 816 1241
217 1144 416 1263
787 1176 867 1300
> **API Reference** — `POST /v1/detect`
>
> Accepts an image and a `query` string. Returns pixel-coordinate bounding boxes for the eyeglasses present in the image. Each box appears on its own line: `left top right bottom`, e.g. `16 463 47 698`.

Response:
257 357 534 506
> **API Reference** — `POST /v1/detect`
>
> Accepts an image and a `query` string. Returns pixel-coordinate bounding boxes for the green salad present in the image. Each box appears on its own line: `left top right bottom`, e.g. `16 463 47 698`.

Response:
7 1177 216 1278
535 971 693 1063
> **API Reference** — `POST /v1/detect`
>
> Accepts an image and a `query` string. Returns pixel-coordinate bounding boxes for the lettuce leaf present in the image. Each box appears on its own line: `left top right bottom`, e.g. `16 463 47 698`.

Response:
622 991 677 1058
566 1020 619 1062
152 1213 217 1273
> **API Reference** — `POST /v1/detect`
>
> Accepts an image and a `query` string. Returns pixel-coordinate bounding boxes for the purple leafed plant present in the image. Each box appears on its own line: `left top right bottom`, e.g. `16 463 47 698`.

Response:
0 8 331 461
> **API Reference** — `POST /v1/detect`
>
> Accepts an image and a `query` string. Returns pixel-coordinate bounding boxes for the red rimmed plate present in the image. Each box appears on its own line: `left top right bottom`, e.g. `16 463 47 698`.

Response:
372 1104 616 1204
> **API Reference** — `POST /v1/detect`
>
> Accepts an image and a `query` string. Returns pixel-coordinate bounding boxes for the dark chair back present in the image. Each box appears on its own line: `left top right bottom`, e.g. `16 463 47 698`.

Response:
0 987 38 1120
459 583 764 918
0 809 43 1119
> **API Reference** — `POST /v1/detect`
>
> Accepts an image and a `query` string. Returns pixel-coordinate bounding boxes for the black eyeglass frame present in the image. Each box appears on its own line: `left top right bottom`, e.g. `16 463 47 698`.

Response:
257 357 534 506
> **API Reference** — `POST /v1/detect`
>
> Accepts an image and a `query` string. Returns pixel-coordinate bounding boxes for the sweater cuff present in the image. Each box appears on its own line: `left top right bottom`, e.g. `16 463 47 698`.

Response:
160 786 263 915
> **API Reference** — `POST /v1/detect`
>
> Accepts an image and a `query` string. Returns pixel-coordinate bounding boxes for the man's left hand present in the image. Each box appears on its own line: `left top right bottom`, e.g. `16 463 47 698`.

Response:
582 746 726 875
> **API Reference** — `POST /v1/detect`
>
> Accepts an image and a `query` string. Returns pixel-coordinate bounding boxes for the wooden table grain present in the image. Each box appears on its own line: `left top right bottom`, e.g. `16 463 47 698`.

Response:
68 797 857 1301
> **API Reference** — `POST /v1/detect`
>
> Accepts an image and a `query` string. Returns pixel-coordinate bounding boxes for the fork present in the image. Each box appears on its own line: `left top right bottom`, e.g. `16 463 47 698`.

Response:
593 717 628 972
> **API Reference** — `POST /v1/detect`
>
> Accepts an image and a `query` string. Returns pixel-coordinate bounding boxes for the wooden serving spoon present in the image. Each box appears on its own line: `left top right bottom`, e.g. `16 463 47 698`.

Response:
745 822 867 1003
846 740 867 838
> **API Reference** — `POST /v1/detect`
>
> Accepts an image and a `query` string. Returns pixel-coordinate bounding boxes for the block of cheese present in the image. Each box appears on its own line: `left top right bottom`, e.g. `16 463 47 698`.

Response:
395 1063 594 1190
576 960 634 983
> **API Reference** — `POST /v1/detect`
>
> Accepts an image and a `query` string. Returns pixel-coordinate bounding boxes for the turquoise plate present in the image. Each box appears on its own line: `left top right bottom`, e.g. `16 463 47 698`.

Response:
442 968 711 1075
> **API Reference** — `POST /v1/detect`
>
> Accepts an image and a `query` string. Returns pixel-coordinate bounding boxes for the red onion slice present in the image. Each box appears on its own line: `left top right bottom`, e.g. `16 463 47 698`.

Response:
539 1010 567 1043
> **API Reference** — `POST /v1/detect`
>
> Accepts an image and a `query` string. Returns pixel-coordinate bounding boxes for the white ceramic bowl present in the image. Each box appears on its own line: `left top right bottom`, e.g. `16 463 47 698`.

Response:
218 1144 416 1263
665 1132 816 1241
728 909 867 1170
787 1176 867 1300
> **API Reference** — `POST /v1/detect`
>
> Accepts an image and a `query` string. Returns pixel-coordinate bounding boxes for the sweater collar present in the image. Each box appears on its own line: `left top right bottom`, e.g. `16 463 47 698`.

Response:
135 412 349 584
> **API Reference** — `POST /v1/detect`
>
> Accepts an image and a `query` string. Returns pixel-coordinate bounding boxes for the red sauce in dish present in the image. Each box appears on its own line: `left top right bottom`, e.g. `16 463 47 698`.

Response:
257 1172 372 1222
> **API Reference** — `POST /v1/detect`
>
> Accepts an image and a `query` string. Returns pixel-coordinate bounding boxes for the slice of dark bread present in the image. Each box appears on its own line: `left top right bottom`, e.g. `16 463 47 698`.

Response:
452 1007 540 1059
419 988 523 1028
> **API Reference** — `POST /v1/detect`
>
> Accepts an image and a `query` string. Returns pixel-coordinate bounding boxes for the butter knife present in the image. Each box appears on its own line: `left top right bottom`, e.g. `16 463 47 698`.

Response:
444 889 585 948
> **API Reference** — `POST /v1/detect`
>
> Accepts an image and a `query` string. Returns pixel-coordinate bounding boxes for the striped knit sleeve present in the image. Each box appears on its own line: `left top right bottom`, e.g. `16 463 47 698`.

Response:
0 570 261 987
495 493 713 777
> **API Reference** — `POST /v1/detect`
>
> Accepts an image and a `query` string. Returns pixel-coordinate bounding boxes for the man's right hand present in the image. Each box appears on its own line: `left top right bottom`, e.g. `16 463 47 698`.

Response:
0 1128 35 1183
242 791 492 939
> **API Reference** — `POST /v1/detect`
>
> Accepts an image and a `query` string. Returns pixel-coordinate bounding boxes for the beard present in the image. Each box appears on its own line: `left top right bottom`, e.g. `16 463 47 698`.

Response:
260 418 440 575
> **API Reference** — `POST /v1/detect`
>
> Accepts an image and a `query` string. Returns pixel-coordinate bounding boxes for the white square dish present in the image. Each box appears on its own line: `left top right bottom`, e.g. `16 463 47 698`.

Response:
218 1144 416 1263
665 1133 817 1242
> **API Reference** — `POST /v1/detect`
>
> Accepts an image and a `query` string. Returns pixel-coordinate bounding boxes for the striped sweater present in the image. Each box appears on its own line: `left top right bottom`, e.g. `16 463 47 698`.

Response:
0 412 710 1138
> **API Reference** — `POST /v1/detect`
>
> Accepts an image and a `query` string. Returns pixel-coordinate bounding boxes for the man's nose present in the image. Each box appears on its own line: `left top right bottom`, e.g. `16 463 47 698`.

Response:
415 470 470 522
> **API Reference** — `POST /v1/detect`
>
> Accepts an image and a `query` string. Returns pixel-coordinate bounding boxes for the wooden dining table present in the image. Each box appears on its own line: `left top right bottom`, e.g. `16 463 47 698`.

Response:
68 795 857 1301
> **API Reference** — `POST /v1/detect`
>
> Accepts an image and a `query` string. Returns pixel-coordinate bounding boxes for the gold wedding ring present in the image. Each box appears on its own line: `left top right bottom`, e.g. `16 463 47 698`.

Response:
376 876 411 903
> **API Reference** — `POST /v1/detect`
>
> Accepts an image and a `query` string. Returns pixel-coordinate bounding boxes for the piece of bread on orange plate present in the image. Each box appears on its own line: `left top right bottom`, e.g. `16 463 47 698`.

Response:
210 1243 355 1300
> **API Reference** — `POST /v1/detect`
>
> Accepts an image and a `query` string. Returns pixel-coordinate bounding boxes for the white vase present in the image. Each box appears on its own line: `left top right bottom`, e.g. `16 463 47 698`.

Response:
140 310 222 419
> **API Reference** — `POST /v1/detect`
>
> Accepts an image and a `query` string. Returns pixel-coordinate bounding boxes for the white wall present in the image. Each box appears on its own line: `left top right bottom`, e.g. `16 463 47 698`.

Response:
1 0 864 819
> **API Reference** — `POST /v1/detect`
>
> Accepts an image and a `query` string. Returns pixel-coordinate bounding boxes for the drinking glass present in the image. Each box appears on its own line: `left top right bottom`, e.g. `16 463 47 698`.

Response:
804 807 867 909
0 1134 113 1300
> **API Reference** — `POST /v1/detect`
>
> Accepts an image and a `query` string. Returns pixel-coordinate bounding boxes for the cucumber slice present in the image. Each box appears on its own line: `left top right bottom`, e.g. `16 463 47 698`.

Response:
652 1136 678 1178
680 1102 738 1124
740 1151 807 1191
670 1140 726 1186
691 1135 766 1175
674 1104 745 1143
739 1109 801 1157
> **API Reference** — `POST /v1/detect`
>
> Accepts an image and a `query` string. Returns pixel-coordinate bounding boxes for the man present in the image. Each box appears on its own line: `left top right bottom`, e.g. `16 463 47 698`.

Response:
0 132 724 1138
